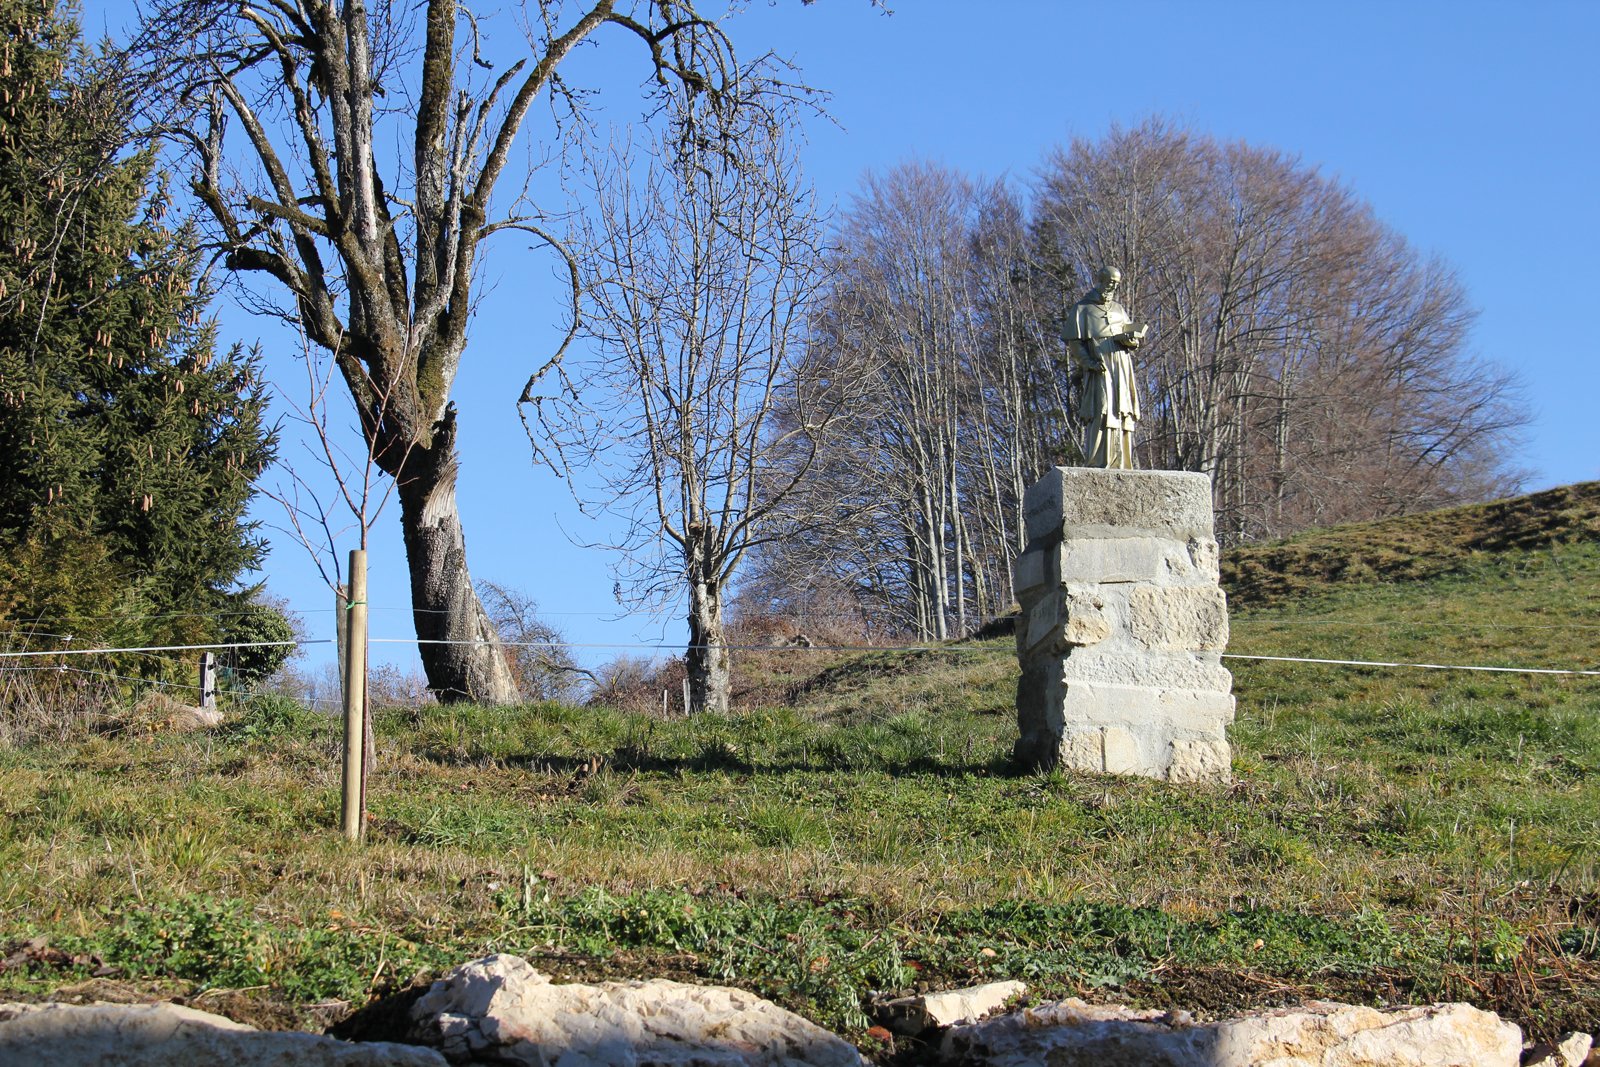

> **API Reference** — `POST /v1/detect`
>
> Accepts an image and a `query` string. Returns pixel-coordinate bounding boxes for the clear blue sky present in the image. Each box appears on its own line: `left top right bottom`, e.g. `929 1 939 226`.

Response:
81 1 1600 674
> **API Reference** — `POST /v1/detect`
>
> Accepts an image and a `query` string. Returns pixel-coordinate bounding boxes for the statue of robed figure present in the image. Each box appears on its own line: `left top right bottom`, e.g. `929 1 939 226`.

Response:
1063 266 1147 469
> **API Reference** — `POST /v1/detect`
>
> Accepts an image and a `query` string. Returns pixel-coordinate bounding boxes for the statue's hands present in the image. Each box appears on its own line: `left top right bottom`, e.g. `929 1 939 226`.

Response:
1118 334 1141 350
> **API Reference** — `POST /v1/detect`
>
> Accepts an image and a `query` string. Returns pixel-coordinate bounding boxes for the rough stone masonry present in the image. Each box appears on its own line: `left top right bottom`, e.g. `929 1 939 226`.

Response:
1013 467 1234 782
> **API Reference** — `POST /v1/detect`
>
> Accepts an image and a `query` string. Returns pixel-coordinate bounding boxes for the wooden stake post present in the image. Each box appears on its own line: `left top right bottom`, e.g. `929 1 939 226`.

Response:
340 549 369 842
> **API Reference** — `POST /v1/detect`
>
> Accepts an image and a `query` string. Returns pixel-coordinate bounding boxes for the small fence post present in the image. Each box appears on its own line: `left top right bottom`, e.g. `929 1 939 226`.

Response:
340 550 369 842
682 676 692 717
198 652 216 711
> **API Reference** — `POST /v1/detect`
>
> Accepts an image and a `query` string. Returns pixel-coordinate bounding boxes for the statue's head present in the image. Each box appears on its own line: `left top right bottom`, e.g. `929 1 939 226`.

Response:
1095 266 1123 297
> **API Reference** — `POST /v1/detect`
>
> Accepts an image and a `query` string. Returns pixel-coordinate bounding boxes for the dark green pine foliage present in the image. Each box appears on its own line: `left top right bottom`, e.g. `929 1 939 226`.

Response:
0 0 275 669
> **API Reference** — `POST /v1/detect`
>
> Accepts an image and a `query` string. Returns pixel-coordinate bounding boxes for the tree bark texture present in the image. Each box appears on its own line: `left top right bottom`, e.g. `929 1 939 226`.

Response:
686 560 730 715
395 407 520 704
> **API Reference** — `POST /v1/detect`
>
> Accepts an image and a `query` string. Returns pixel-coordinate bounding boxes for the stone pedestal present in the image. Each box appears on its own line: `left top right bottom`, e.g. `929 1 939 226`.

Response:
1013 467 1234 782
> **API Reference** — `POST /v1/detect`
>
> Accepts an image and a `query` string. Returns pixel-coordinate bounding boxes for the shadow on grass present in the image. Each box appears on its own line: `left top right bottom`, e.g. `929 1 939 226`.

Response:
410 745 1018 780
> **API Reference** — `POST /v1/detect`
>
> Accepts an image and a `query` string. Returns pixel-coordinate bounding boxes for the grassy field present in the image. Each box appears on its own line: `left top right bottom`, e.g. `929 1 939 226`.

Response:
1 490 1598 1050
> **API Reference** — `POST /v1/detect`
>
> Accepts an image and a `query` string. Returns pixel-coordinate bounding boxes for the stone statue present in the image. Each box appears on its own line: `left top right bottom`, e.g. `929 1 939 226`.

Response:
1063 266 1146 469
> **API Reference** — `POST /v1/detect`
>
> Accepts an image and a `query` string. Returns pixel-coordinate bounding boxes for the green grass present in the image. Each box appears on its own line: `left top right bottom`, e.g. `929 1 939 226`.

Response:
1222 480 1600 609
1 503 1598 1045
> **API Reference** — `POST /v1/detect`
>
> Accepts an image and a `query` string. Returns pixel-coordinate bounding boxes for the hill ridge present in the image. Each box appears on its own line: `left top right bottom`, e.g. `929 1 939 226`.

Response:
1222 480 1600 610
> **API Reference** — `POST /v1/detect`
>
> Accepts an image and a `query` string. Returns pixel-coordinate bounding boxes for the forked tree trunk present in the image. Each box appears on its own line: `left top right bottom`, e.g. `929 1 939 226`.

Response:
395 408 521 704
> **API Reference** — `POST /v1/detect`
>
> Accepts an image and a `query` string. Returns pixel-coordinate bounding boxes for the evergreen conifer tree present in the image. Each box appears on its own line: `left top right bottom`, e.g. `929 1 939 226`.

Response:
0 0 275 670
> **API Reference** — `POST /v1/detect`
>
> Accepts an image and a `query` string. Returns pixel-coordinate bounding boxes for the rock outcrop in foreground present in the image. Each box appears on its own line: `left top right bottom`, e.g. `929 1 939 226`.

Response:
406 954 865 1066
0 1000 446 1065
941 997 1526 1067
4 959 1592 1067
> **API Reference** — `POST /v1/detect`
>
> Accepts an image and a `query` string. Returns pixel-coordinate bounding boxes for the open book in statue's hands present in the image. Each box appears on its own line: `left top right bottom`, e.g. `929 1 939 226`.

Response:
1116 323 1149 348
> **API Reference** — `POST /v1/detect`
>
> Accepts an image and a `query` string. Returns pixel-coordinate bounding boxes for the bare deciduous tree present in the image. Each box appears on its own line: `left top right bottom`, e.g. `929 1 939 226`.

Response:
478 580 587 703
753 122 1525 633
127 0 746 702
1034 120 1525 540
760 163 1052 640
531 85 839 714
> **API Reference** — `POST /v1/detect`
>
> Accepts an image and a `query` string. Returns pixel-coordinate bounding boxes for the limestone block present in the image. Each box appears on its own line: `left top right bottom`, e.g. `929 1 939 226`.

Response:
0 1001 446 1066
878 981 1027 1034
1062 680 1236 732
1187 536 1221 583
939 997 1524 1067
1058 731 1103 773
1014 662 1066 766
1166 737 1233 784
1060 650 1232 693
1128 585 1229 651
1023 588 1112 655
1024 468 1214 545
1048 726 1196 777
1013 546 1051 598
1061 589 1113 647
1057 536 1202 586
1102 727 1140 774
409 954 865 1067
1022 595 1060 653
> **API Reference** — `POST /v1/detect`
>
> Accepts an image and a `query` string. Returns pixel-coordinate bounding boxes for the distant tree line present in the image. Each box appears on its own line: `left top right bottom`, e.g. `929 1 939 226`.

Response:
736 121 1525 642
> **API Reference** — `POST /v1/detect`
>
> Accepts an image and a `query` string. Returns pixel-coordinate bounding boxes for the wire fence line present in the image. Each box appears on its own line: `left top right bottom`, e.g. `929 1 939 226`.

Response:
0 631 1595 680
3 601 1594 633
20 599 1594 629
0 663 208 691
0 640 318 658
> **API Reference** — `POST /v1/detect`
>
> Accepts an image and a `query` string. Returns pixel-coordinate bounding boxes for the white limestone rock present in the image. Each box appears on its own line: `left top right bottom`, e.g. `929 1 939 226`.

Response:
1022 588 1113 655
1127 585 1230 651
1522 1031 1594 1067
1056 537 1206 587
0 1000 446 1066
408 954 865 1067
1060 679 1236 732
1023 468 1215 545
877 981 1026 1035
1057 730 1104 772
1186 536 1221 584
939 998 1523 1067
1102 726 1141 774
1166 737 1233 783
1060 649 1233 692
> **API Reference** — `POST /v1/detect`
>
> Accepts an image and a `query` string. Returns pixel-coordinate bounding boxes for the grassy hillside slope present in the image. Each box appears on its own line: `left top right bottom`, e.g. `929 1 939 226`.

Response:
1 485 1597 1052
1223 480 1600 609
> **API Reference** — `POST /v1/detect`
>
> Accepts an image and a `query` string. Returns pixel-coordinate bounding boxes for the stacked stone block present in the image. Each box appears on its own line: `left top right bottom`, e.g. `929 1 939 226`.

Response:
1013 467 1234 782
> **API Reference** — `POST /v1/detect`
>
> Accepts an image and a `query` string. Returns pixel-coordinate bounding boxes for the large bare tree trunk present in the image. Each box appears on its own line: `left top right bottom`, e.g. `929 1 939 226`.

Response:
686 550 730 715
395 407 519 704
